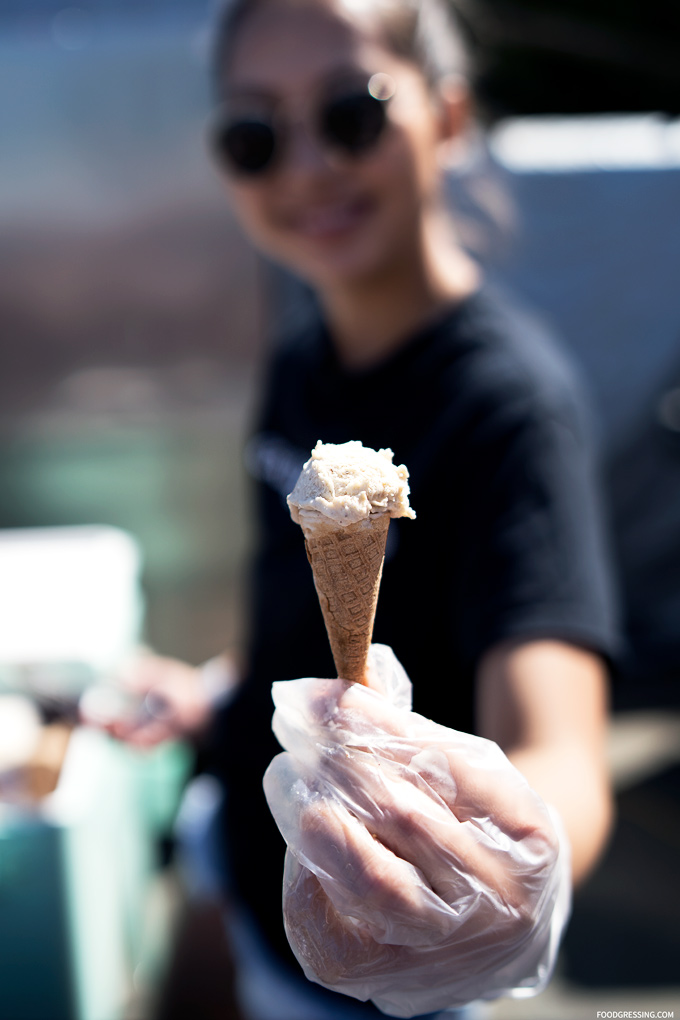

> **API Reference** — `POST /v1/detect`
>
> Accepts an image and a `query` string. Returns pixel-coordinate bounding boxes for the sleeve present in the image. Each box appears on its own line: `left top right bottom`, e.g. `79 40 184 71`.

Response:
458 386 620 666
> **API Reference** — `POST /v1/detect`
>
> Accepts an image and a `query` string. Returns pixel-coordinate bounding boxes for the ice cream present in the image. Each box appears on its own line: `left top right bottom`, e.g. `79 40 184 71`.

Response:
288 440 415 529
287 441 415 684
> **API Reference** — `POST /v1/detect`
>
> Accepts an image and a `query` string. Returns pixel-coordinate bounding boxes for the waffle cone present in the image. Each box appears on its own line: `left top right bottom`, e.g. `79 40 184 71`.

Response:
303 514 390 685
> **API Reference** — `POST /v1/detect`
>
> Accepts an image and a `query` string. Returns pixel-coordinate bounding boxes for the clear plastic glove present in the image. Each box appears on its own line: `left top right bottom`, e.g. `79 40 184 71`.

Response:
263 645 571 1018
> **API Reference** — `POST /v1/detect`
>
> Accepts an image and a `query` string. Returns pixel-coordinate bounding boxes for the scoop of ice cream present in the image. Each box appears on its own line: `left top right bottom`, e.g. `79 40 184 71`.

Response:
287 440 415 530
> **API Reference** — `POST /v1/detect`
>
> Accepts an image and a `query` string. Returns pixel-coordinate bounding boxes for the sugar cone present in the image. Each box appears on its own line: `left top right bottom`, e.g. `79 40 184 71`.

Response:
302 514 390 685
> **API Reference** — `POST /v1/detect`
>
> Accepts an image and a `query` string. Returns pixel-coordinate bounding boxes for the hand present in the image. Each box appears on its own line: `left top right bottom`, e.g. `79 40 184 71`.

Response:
80 653 228 748
263 645 570 1018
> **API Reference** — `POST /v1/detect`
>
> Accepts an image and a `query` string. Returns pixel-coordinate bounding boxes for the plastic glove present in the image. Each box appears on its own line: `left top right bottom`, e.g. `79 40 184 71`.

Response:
263 644 571 1018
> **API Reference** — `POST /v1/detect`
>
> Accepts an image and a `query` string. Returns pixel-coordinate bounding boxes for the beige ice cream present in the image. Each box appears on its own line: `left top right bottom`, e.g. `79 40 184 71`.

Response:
288 441 414 684
287 441 415 530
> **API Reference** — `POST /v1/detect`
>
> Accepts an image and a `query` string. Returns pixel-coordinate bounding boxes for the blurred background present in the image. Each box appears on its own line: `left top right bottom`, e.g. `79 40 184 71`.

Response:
0 1 679 1018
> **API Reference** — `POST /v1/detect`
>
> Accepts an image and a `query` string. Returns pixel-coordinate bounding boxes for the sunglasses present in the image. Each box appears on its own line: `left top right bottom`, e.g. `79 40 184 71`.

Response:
210 73 396 177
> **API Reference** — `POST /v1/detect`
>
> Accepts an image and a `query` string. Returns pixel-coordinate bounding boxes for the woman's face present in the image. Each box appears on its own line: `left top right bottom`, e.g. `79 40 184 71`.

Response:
218 0 452 289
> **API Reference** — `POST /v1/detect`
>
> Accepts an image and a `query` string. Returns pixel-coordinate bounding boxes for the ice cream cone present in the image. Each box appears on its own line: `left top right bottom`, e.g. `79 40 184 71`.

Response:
302 514 390 685
288 441 414 684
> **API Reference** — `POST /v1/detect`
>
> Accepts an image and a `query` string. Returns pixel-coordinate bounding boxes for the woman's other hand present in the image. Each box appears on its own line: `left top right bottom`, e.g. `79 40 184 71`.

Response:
80 652 238 748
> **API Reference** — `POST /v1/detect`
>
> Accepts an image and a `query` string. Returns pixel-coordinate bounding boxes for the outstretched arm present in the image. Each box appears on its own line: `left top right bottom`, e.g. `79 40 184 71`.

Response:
477 639 613 885
266 644 577 1015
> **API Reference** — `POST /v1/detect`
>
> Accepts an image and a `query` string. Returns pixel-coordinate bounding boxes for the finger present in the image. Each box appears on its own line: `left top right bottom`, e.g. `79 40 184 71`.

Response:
440 747 554 845
114 655 159 694
264 752 456 946
315 682 552 844
282 852 386 986
300 795 459 946
275 678 553 854
108 715 176 748
283 855 467 1011
325 748 546 911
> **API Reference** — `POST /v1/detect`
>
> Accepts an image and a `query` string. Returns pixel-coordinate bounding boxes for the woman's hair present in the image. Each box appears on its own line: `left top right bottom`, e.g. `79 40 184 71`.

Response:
211 0 472 100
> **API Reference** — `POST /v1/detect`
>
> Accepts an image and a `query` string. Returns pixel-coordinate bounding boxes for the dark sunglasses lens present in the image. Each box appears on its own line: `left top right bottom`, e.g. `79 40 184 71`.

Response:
214 119 276 175
322 94 386 155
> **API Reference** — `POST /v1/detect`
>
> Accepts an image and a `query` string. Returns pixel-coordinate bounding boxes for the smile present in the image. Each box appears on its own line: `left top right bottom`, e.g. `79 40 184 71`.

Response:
291 196 374 240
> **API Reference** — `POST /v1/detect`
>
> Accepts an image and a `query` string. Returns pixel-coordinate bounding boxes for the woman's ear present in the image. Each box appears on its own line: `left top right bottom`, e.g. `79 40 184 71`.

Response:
435 74 471 164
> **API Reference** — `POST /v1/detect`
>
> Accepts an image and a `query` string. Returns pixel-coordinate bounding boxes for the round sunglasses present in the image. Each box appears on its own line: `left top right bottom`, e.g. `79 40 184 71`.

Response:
210 73 396 177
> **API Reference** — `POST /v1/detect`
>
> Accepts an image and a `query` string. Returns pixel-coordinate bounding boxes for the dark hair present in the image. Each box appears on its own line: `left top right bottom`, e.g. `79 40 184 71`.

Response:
211 0 472 101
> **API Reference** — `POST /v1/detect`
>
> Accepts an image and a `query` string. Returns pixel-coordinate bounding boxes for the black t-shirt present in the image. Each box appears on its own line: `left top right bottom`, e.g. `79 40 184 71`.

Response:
211 282 617 976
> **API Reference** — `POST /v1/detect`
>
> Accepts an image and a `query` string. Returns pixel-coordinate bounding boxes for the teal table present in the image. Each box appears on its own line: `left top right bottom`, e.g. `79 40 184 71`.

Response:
0 729 192 1020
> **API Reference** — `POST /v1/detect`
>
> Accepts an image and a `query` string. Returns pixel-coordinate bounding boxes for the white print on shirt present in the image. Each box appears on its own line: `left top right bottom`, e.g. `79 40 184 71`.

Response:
245 432 308 501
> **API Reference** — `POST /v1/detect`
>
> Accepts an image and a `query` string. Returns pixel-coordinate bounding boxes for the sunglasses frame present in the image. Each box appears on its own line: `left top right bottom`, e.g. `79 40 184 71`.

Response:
209 73 396 178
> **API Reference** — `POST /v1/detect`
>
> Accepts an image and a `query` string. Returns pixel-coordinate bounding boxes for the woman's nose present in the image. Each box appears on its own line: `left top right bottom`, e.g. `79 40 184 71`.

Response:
284 120 335 177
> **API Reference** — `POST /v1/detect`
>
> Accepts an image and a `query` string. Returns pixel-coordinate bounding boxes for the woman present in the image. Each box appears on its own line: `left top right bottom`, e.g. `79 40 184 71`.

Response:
104 1 617 1017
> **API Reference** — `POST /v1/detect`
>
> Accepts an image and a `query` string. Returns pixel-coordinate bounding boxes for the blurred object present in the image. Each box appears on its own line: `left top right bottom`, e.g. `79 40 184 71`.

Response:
79 681 143 728
488 712 680 1013
490 974 678 1020
0 727 192 1020
0 523 192 1019
457 0 680 120
0 7 261 667
605 362 680 709
608 711 680 791
0 392 254 665
0 2 214 229
0 525 142 699
491 113 680 171
562 761 680 991
0 3 259 422
152 894 243 1020
0 695 42 770
151 774 243 1020
0 212 259 425
21 721 73 801
486 113 680 453
0 715 72 805
3 0 678 125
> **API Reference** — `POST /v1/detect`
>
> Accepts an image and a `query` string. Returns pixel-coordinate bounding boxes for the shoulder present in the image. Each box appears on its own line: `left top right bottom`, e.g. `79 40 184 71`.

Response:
445 283 592 441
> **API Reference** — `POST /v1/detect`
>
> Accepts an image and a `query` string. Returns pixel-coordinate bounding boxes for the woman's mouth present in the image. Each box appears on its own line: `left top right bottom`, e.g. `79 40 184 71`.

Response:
291 196 374 240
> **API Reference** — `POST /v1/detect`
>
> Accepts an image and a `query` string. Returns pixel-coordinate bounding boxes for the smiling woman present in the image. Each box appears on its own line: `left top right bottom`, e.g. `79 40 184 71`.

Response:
85 3 618 1019
208 0 478 367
